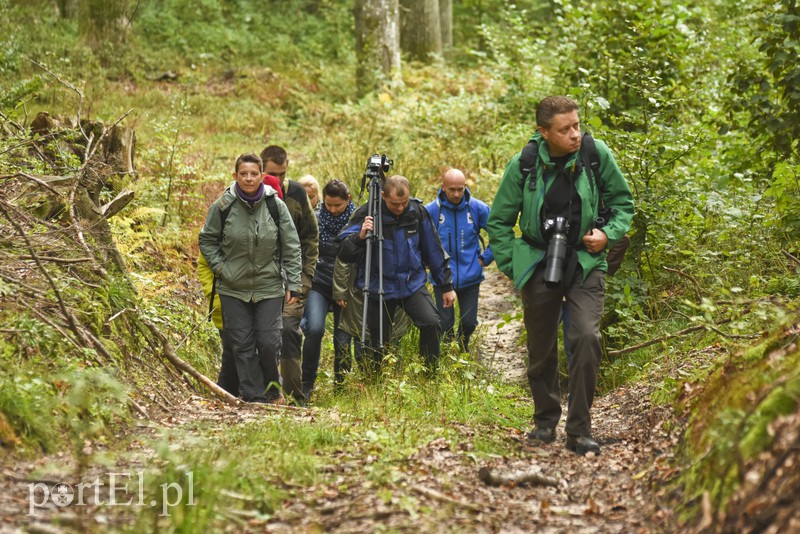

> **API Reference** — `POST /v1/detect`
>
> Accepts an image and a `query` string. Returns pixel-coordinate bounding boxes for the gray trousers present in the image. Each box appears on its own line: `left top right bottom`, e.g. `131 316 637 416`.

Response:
521 265 605 437
220 295 283 403
281 290 306 400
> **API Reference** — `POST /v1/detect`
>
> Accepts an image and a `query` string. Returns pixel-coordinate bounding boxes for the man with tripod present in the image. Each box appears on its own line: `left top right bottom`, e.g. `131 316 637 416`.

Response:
338 175 455 373
487 96 634 456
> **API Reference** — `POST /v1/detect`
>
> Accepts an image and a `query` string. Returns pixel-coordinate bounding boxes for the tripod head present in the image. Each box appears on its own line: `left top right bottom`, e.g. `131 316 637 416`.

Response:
359 153 394 200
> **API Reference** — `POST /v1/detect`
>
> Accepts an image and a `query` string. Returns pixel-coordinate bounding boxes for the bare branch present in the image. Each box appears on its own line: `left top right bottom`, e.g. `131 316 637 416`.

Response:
137 316 241 406
27 59 86 141
607 320 733 357
664 266 703 301
782 249 800 267
412 485 484 513
0 200 87 345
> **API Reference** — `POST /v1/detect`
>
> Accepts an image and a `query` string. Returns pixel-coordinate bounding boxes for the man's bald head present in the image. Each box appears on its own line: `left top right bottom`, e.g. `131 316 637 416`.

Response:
442 168 467 205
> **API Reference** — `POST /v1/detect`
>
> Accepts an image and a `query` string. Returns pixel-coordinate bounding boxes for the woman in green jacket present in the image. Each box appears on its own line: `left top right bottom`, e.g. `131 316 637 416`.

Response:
198 153 302 403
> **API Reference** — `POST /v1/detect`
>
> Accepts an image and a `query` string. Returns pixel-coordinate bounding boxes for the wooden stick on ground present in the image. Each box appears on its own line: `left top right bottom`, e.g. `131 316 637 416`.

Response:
412 485 484 513
478 467 560 488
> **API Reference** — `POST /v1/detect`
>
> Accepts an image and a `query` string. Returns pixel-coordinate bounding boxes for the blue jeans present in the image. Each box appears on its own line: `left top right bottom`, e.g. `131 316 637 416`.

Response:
301 289 352 389
434 283 480 351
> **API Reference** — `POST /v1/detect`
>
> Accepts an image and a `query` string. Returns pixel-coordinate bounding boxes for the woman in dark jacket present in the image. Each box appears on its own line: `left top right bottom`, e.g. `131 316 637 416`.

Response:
300 180 356 399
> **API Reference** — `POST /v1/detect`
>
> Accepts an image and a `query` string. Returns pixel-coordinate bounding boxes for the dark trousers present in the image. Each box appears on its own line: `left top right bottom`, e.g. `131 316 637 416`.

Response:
434 282 480 351
520 266 605 437
301 289 352 390
216 328 238 396
281 293 306 400
364 286 441 373
220 295 283 402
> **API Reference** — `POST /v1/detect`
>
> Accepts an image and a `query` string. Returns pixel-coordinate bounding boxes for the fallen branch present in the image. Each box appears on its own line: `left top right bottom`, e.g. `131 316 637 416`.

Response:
0 201 95 351
607 318 733 357
128 398 150 419
607 324 706 357
782 249 800 267
664 266 702 301
138 316 240 406
478 466 560 488
14 255 94 264
412 485 484 513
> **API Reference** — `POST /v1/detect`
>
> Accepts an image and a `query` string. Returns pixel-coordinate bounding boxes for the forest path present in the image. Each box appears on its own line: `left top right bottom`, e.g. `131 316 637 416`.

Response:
2 268 678 532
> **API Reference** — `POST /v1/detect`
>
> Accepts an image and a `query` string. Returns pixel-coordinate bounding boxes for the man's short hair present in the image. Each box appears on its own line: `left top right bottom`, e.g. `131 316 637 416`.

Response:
536 96 579 128
235 153 263 173
260 145 287 165
384 175 411 196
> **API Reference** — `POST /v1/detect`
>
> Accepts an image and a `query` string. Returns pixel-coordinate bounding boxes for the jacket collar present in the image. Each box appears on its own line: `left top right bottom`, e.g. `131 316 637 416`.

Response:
436 187 472 210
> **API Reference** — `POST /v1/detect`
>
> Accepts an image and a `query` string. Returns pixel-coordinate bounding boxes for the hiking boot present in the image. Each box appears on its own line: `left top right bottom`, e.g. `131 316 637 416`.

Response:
526 426 557 444
301 383 313 402
566 435 600 456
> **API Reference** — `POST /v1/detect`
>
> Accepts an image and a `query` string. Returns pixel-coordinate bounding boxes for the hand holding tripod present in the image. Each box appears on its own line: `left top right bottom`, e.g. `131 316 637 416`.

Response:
359 154 393 349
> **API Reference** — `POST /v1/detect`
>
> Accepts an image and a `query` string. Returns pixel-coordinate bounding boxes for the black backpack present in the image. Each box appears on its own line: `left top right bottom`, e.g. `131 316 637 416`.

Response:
208 194 281 318
519 132 602 205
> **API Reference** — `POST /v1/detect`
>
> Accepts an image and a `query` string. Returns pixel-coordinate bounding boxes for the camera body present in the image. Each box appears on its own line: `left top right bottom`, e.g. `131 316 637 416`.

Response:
593 206 615 229
364 154 394 181
542 216 570 287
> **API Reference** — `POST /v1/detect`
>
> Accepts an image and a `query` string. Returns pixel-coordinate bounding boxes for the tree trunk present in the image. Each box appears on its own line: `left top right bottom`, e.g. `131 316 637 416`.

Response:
78 0 129 49
399 0 442 62
439 0 452 55
57 0 77 18
354 0 401 96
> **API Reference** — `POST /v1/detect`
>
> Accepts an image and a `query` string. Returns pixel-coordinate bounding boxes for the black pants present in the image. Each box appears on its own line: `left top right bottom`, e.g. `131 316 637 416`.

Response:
216 328 238 396
434 282 480 351
220 295 283 402
364 286 441 374
521 266 605 438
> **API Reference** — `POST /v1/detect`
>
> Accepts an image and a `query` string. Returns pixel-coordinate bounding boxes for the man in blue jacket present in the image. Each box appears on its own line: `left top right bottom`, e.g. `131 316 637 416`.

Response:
338 175 456 373
426 168 494 352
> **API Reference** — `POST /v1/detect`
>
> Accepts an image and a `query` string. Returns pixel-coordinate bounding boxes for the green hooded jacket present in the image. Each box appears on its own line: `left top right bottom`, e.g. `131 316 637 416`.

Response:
487 132 634 289
198 184 302 302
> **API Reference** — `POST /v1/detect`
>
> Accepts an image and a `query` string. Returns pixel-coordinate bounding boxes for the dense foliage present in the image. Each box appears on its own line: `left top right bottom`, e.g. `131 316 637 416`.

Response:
1 0 799 528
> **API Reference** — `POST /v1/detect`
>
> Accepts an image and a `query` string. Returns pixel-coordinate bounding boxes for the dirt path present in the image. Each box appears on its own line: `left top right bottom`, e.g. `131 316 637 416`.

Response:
1 267 679 532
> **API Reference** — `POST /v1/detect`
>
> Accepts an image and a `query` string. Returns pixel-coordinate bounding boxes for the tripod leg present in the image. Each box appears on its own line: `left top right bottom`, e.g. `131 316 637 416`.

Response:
377 197 384 349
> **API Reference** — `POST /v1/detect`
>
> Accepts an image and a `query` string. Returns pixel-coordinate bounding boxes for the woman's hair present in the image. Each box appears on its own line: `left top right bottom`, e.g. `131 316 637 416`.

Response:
322 179 350 200
235 152 263 173
536 96 579 128
299 174 321 197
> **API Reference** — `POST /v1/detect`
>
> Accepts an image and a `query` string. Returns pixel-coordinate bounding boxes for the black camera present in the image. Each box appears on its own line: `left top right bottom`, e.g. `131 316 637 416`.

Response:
593 206 615 229
364 154 393 180
543 216 570 287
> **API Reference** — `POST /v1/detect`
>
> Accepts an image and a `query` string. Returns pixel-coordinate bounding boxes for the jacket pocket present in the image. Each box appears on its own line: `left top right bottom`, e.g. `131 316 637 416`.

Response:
512 238 544 288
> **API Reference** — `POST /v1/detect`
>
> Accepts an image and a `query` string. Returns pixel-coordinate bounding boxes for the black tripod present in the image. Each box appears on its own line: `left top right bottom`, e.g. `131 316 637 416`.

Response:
359 154 393 349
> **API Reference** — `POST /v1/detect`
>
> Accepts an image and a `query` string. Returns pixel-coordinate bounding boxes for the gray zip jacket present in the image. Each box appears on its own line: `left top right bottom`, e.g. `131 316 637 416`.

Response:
198 184 302 301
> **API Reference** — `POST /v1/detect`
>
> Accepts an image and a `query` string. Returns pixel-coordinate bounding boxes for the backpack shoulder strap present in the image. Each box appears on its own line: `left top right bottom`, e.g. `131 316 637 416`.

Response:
579 132 602 198
266 194 280 228
518 139 539 191
428 199 441 229
266 194 283 263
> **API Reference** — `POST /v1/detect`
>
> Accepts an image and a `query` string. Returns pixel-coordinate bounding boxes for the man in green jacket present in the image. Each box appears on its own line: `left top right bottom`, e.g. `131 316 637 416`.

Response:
487 96 634 455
